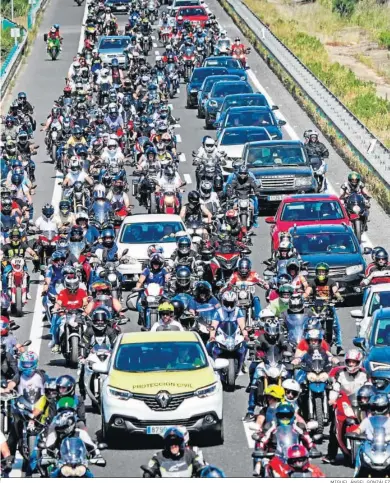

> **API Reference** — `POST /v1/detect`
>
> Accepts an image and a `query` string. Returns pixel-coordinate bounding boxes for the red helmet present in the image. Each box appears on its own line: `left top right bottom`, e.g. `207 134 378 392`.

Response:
345 349 363 374
0 317 10 336
286 444 309 471
225 209 238 227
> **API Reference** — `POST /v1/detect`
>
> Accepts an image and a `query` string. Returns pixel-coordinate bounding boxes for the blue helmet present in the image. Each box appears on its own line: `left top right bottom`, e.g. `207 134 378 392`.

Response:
111 57 119 67
18 351 38 377
176 266 191 288
177 236 191 255
11 173 22 185
163 427 185 451
52 250 65 262
54 24 60 29
275 402 295 426
199 466 226 478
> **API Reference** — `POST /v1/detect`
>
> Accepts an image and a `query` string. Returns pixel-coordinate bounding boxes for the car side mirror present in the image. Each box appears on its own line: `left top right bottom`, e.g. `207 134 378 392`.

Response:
265 216 275 224
214 358 229 370
278 119 287 126
271 105 279 111
363 246 372 255
214 122 220 128
122 248 129 256
352 337 366 351
350 309 363 319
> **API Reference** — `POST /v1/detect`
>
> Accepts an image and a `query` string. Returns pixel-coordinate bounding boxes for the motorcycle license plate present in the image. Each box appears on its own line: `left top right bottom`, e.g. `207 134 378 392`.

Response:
146 425 169 435
268 195 285 201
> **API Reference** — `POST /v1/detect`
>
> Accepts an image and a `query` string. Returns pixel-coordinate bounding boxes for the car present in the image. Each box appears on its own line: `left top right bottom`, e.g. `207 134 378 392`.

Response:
197 75 240 119
242 140 317 207
289 223 366 297
186 67 228 108
353 307 390 393
116 214 187 284
216 93 279 125
97 36 131 68
215 105 285 140
176 5 209 27
96 331 227 444
169 0 209 16
351 283 390 337
202 56 248 80
265 194 353 252
204 80 253 129
216 127 271 176
104 0 130 14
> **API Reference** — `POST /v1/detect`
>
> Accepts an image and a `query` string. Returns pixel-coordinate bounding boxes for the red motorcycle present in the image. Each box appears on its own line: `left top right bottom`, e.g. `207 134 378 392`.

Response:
157 190 181 215
210 241 251 283
231 46 251 68
7 257 28 317
36 230 61 273
334 390 360 463
267 455 325 478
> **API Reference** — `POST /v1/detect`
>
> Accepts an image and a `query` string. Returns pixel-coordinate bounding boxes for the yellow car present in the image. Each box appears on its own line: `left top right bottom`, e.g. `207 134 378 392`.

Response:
93 331 227 446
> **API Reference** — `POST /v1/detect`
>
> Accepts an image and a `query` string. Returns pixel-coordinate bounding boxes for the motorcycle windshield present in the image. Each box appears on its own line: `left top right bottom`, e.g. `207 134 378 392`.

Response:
218 320 238 337
138 136 150 149
59 437 88 466
285 314 308 344
166 64 176 73
91 201 110 224
69 241 86 260
265 345 283 365
184 47 195 56
346 192 365 211
275 425 299 458
42 229 58 240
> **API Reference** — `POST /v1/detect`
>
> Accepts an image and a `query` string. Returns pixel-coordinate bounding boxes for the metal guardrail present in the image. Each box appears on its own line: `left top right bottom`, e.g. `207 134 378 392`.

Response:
221 0 390 189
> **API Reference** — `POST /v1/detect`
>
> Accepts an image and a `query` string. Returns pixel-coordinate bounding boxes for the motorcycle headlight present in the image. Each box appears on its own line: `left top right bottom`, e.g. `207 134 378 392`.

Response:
239 290 247 299
352 205 361 214
265 367 280 379
107 273 117 283
225 336 235 351
346 264 364 276
191 88 198 93
239 199 249 208
108 386 133 400
307 372 318 382
318 372 329 382
295 176 312 187
146 296 156 303
362 451 372 464
61 465 87 477
195 382 218 398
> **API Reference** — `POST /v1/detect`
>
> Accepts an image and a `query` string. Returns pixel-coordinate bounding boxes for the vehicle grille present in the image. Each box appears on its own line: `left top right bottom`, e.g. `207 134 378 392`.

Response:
307 266 347 278
260 175 295 190
132 392 194 412
128 416 201 428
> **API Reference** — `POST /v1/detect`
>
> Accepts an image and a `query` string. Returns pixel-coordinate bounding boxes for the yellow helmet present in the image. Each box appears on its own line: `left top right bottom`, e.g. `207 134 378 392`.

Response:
264 385 285 400
158 302 174 313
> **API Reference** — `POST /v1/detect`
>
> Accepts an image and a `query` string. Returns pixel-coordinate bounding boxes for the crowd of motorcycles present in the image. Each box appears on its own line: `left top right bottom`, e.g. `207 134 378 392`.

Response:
1 0 390 478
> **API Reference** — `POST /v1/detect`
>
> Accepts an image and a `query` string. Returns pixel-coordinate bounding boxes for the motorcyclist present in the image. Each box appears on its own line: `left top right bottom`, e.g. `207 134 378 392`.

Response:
84 281 123 321
62 159 93 191
2 116 19 141
156 164 184 202
365 247 390 276
304 262 344 355
285 258 309 293
230 36 247 54
170 236 199 270
150 302 184 331
34 203 61 232
226 166 260 227
339 171 371 202
199 180 220 213
180 190 212 224
92 227 119 262
292 328 335 366
303 130 329 160
350 393 390 437
282 444 325 477
0 341 20 393
75 211 100 246
266 283 294 317
142 427 204 477
82 310 117 350
188 281 220 321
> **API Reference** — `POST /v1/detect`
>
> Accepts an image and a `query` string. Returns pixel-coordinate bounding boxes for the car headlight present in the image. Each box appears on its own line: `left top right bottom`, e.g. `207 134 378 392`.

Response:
191 88 198 93
240 75 246 80
108 386 133 400
295 176 312 187
195 382 218 398
208 100 218 107
346 264 364 276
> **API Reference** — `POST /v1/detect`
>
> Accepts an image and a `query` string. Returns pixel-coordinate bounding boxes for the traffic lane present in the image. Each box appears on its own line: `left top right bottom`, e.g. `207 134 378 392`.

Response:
210 0 390 248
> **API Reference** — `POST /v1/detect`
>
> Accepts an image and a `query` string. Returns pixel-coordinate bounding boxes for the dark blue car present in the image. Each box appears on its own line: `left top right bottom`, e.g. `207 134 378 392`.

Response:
202 56 248 80
197 75 240 119
186 67 229 108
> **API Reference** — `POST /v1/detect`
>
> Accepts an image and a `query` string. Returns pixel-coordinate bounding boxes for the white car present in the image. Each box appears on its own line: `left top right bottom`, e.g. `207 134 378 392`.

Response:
94 331 226 445
116 214 187 284
350 283 390 337
216 126 271 177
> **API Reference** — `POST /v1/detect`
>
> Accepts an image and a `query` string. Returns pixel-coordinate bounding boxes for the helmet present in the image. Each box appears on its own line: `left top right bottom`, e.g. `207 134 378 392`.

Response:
11 173 22 186
150 253 164 271
70 225 83 242
278 241 293 257
218 223 231 240
287 444 309 471
199 466 226 478
0 318 10 337
147 245 164 258
264 318 280 341
17 130 28 144
171 299 185 320
373 248 388 267
260 308 276 323
56 375 76 397
91 281 111 296
10 228 22 246
237 257 251 278
369 393 389 415
315 262 329 282
18 351 38 377
275 402 295 426
199 180 213 200
282 379 301 402
188 190 200 206
194 281 212 302
158 302 174 315
64 275 80 293
44 377 57 400
164 164 175 180
288 293 304 313
286 258 300 277
225 209 239 228
237 165 248 182
177 236 191 255
42 203 54 219
203 137 215 153
264 384 285 401
371 246 386 262
306 328 323 348
357 384 376 410
176 266 191 289
75 211 88 225
221 290 237 312
54 404 76 435
52 250 66 264
348 171 361 187
278 284 294 303
92 310 108 332
1 197 12 214
102 228 115 248
17 91 27 102
345 349 363 374
163 427 185 451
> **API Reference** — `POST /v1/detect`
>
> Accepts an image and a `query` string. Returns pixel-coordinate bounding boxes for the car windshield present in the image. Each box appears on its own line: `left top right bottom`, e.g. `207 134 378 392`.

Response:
178 7 205 15
191 69 225 82
372 317 390 346
225 111 273 128
114 342 208 372
220 129 270 145
212 83 251 97
120 221 184 244
292 233 358 254
203 76 238 93
99 38 129 50
280 201 344 222
205 58 241 69
245 145 307 167
222 96 268 111
175 0 200 5
369 292 390 316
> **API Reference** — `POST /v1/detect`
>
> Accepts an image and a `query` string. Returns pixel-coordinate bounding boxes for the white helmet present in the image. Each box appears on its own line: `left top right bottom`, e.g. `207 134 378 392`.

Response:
221 290 237 312
101 68 109 77
259 308 276 320
204 138 215 154
282 379 301 402
107 139 118 151
345 349 363 374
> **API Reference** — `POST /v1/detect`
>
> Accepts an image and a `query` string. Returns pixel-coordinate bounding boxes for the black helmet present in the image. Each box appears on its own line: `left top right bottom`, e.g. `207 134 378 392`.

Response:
288 293 304 313
163 427 185 452
177 236 191 256
149 253 164 271
369 393 389 415
171 299 185 320
237 165 248 182
374 248 388 267
44 377 58 400
92 310 108 332
286 258 300 276
237 258 251 278
188 191 200 206
56 375 76 397
176 266 191 289
194 281 211 302
357 385 376 411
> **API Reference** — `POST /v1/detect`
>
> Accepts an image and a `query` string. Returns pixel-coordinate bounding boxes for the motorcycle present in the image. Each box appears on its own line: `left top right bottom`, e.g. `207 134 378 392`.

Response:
308 156 327 192
0 385 17 437
211 242 251 284
36 230 61 274
47 120 62 162
57 308 86 367
7 257 28 317
44 35 61 61
181 48 196 82
157 189 181 215
334 391 360 464
128 283 164 331
132 167 159 214
236 196 254 232
231 283 256 327
231 47 251 67
211 319 246 391
166 64 179 98
283 312 309 351
305 299 335 346
345 192 369 243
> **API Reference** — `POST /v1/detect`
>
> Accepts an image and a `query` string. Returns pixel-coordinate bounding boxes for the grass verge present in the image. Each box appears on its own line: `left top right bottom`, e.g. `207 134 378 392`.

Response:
218 0 390 213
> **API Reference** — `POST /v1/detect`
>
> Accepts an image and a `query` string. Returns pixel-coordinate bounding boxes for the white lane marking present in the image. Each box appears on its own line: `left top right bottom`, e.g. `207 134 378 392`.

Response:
155 50 160 56
246 68 374 249
243 421 255 449
153 42 157 48
184 173 192 184
151 35 156 40
177 88 180 94
9 451 23 477
179 153 186 162
176 133 182 143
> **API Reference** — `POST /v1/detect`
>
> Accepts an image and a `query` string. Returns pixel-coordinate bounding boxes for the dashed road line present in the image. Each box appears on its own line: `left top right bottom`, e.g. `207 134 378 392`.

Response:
183 173 192 184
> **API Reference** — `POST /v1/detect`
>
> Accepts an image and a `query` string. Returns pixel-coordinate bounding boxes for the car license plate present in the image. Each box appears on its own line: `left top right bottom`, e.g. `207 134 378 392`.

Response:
146 426 169 435
268 195 285 201
117 5 126 9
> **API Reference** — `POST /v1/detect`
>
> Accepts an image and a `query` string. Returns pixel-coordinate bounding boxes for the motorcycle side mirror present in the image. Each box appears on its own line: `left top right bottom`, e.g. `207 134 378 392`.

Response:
122 248 129 256
192 150 197 157
40 122 45 126
265 216 275 224
23 340 32 347
263 269 274 278
176 117 180 122
95 459 107 467
363 246 372 255
245 65 250 70
97 443 108 451
43 33 48 42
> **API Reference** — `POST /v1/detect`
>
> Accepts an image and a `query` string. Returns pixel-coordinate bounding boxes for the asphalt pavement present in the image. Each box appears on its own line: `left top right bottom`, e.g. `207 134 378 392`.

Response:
5 0 390 477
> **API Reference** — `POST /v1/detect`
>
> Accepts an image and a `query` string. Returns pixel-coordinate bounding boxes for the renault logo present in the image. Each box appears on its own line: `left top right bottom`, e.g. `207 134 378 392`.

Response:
156 391 171 408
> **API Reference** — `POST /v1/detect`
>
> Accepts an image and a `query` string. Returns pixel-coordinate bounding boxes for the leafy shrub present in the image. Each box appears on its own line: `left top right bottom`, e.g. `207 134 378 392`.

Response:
378 30 390 50
1 0 29 18
332 0 358 16
0 28 14 60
